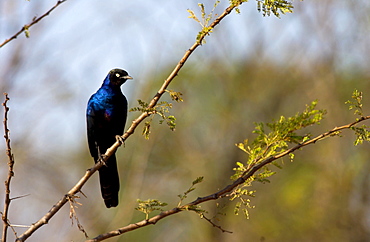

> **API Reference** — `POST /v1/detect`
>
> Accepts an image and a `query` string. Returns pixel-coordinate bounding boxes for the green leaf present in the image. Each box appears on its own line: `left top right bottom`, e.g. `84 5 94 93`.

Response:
192 176 204 185
142 121 151 140
23 25 31 38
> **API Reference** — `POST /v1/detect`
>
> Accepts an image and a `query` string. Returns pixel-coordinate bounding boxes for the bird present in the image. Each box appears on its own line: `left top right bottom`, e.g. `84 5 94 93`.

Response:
86 68 133 208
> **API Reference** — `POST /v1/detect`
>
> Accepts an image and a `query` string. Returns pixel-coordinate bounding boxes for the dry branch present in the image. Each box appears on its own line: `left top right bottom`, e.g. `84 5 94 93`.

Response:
1 93 16 242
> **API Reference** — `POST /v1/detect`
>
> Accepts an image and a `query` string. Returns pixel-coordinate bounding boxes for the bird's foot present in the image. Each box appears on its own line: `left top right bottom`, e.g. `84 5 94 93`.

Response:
98 154 108 167
115 135 125 145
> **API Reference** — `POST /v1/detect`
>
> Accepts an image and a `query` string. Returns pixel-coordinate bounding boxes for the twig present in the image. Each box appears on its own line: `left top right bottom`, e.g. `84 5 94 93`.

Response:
1 93 16 242
67 195 88 238
201 214 233 233
86 116 370 241
0 0 67 48
10 194 30 201
4 225 30 228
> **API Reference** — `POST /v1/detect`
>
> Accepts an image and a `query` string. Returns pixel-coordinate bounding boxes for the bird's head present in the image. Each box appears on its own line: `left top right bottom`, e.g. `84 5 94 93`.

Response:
108 68 133 86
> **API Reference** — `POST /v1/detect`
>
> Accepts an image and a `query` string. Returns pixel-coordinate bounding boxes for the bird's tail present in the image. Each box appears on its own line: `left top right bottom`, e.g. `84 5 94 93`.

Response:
98 154 120 208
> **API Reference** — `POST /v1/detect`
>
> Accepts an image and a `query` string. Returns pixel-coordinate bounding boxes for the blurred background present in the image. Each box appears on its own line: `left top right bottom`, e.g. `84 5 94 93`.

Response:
1 0 370 241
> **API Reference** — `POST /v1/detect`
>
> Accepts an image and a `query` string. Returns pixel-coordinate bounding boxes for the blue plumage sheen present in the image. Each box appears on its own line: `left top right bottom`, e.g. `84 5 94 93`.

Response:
86 68 132 208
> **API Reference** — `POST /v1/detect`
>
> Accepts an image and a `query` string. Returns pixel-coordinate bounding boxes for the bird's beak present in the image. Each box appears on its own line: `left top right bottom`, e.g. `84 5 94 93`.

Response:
124 75 133 80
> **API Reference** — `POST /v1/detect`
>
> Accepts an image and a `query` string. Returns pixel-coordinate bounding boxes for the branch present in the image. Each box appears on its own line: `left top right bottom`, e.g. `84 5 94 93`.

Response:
87 115 370 241
1 93 16 242
0 0 67 48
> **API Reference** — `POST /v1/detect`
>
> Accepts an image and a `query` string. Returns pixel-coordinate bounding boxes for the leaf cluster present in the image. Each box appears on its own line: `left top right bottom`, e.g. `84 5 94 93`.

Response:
346 90 370 145
134 177 205 222
346 89 364 117
187 1 220 43
233 197 255 219
230 101 326 217
135 199 168 220
130 99 177 139
257 0 294 17
351 125 370 146
233 100 326 179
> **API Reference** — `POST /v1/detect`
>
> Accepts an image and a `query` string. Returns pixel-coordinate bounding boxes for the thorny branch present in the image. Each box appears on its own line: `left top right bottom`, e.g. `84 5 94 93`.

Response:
17 2 242 241
0 0 67 48
86 115 370 241
1 93 16 242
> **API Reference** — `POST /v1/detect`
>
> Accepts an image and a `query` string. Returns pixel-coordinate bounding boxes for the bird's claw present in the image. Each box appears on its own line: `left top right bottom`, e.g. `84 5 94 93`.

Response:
116 135 125 144
98 154 108 167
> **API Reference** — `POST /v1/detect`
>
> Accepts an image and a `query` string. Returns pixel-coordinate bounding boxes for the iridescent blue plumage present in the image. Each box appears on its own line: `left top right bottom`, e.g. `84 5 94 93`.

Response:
87 68 132 208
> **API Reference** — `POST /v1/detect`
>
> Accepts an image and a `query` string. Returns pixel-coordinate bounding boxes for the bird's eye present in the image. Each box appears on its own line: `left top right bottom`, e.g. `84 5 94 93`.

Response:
115 73 120 78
